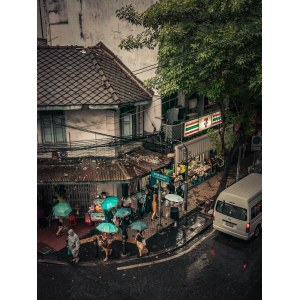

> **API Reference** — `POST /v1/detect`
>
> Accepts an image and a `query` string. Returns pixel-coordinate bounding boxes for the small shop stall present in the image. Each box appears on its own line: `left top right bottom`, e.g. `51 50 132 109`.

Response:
161 155 224 189
85 196 106 226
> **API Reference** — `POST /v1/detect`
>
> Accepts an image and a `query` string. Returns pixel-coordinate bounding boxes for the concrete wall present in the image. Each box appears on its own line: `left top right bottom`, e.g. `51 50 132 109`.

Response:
43 0 161 134
65 109 116 141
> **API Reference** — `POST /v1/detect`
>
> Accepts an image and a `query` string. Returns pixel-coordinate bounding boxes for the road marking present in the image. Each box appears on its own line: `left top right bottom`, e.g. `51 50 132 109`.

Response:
117 229 215 271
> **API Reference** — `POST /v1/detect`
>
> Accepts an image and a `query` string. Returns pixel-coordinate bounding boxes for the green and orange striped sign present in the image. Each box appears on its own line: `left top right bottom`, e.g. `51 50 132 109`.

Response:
184 119 200 137
212 111 222 125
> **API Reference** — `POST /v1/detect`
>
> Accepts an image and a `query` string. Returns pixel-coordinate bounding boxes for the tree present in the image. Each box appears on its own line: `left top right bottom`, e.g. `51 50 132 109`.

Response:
116 0 261 197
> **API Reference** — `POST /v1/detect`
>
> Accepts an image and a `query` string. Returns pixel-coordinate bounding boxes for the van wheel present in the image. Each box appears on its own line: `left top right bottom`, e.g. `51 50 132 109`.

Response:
254 225 261 238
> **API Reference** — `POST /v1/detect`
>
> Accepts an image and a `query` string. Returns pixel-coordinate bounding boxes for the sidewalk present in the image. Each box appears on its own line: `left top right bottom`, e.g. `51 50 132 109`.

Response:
38 153 254 265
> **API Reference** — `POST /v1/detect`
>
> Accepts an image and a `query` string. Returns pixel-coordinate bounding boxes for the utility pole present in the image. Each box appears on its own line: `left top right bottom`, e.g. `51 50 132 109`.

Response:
172 140 189 224
236 145 242 182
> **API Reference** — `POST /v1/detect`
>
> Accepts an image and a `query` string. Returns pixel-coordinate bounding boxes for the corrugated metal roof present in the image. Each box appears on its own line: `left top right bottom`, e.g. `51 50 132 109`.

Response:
37 42 153 106
37 149 171 184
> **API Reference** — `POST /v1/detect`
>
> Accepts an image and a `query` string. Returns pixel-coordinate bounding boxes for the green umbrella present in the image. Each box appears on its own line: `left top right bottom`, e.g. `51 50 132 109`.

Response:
101 196 119 211
114 207 131 218
96 222 119 234
53 202 72 217
129 221 148 231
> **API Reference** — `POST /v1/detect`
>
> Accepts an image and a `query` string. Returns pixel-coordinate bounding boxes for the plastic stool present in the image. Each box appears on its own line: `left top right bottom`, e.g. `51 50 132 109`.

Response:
68 215 77 227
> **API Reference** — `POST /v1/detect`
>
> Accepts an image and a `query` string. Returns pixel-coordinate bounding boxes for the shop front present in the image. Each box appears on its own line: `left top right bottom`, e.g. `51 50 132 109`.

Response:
37 147 172 223
162 134 224 191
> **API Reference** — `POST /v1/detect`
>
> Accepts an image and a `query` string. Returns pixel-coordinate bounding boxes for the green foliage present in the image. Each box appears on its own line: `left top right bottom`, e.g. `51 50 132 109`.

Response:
116 0 261 152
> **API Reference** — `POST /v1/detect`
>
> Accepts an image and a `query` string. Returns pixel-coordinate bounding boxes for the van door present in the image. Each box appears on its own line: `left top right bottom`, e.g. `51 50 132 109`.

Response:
215 200 248 237
249 198 262 236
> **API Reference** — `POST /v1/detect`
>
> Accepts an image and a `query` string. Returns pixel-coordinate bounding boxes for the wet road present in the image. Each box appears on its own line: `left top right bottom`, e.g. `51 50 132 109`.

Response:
37 228 262 300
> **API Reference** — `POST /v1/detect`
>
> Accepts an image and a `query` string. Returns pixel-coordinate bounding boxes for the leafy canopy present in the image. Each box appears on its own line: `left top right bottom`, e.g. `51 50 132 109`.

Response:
116 0 261 104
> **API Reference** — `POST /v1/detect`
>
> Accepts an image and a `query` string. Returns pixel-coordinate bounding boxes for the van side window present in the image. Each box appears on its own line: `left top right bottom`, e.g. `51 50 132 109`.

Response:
251 201 262 220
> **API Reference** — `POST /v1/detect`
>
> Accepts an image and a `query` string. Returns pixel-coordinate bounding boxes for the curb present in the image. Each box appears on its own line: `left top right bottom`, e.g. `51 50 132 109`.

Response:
38 211 213 267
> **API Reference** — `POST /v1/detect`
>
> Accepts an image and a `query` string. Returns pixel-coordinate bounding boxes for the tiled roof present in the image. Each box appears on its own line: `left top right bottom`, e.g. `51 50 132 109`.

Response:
37 42 153 106
37 149 171 184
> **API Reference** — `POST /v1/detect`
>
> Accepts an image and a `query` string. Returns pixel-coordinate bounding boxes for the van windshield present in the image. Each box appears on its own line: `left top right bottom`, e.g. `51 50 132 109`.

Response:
216 200 247 221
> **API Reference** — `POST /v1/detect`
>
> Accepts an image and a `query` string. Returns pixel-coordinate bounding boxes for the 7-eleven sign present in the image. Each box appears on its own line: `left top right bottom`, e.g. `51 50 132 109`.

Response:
184 119 199 137
212 112 222 126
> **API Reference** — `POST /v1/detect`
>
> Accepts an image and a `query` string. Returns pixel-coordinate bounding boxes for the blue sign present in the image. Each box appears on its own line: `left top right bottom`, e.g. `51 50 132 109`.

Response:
151 171 170 183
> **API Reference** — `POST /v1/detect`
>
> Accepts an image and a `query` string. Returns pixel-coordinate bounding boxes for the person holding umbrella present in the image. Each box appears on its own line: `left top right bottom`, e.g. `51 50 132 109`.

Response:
95 232 113 262
129 221 149 257
96 222 118 261
135 230 149 258
55 216 64 236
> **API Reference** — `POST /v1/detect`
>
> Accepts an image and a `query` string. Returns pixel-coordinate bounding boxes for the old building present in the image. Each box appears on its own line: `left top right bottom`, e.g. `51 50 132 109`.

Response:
37 42 171 214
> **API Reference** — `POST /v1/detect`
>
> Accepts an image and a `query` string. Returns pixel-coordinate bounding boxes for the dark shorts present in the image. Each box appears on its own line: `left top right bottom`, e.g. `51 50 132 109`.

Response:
170 210 179 221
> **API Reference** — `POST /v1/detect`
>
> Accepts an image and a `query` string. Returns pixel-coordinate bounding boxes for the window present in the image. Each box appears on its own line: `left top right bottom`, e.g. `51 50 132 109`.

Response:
251 201 262 220
216 200 247 221
162 93 178 116
120 106 136 138
40 111 67 145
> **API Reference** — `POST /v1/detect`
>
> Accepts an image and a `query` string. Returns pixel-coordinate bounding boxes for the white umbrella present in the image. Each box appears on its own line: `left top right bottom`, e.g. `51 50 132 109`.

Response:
164 194 184 203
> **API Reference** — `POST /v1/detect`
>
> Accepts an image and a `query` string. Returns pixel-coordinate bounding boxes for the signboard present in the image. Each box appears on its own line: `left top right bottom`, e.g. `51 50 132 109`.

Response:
184 119 200 137
151 171 170 183
251 135 262 151
211 111 222 126
90 212 105 221
199 114 212 132
183 111 223 138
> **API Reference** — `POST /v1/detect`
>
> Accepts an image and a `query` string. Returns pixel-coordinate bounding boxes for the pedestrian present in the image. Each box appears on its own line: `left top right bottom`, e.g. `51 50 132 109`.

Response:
97 232 113 262
151 189 158 221
122 195 132 209
135 230 149 258
170 202 179 227
168 177 176 194
145 188 152 213
119 215 130 241
105 209 114 224
137 189 146 219
55 216 64 236
66 229 80 263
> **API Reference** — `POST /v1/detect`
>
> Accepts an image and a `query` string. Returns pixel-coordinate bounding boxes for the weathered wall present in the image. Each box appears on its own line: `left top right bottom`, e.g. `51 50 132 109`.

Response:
44 0 161 133
65 109 116 142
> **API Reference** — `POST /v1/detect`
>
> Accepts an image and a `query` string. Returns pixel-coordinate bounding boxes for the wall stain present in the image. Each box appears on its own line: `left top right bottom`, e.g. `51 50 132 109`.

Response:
79 0 84 39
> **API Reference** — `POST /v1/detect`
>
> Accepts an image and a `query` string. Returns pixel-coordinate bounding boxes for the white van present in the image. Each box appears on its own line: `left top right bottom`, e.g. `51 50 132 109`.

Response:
213 173 262 240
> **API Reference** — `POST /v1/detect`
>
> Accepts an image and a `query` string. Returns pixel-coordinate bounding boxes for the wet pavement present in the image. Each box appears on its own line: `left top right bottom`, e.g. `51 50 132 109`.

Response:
38 208 212 265
38 153 254 266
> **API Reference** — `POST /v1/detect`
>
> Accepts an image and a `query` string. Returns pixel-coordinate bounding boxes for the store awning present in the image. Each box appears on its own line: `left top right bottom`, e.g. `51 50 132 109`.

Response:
37 148 172 185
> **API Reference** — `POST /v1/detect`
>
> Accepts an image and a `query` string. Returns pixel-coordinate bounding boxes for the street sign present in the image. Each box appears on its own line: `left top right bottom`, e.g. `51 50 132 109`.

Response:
251 135 262 151
151 171 170 183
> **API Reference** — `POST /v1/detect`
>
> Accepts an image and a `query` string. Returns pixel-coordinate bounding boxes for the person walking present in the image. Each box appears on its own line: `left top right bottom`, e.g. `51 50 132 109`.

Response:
119 215 131 241
170 202 179 227
151 189 158 221
67 229 80 263
55 216 64 236
145 188 152 214
135 230 149 258
137 189 146 219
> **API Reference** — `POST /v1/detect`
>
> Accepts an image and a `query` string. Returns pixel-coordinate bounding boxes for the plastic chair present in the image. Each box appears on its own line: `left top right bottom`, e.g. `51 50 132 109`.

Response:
68 215 77 227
